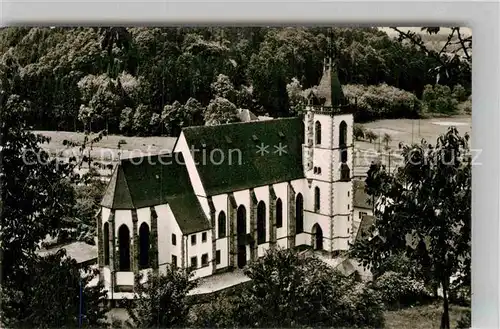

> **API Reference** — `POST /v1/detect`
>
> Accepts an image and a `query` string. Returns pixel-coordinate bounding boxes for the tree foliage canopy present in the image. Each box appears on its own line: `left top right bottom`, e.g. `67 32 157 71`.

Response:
0 27 471 134
351 127 471 329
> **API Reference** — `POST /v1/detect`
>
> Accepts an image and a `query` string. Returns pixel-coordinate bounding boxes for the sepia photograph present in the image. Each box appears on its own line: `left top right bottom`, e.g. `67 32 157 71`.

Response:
0 26 471 329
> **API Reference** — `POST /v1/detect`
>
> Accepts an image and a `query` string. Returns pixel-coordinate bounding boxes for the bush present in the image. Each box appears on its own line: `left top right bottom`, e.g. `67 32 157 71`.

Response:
422 84 459 114
457 99 472 115
455 309 471 329
452 84 468 102
449 283 471 307
231 248 385 328
344 83 420 121
189 295 240 328
374 271 431 309
365 130 378 143
354 123 365 140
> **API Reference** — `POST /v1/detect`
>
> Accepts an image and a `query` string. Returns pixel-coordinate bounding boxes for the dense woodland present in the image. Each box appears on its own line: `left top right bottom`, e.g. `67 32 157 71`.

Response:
0 27 471 136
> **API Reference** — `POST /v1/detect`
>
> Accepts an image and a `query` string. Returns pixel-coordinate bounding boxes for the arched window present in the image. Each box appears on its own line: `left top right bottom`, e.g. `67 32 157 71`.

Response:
218 211 227 238
312 223 323 250
315 121 322 145
314 187 320 212
339 121 347 147
103 222 110 266
236 205 247 269
339 121 348 163
296 193 304 234
139 222 150 269
257 201 266 245
276 198 283 228
118 224 130 271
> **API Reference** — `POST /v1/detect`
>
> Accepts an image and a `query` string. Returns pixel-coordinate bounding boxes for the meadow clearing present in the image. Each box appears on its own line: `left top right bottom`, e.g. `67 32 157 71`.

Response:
36 115 472 180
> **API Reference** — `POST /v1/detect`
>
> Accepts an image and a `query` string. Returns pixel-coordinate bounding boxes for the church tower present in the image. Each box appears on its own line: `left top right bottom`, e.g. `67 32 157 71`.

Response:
302 37 355 256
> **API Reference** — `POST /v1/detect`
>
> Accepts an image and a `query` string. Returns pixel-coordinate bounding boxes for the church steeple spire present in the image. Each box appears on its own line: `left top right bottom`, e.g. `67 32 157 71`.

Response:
316 29 345 107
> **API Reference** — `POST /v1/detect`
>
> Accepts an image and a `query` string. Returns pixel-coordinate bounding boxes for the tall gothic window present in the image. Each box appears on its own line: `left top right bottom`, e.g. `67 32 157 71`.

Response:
314 187 320 212
257 201 266 245
276 198 283 228
139 222 150 269
296 193 304 233
339 121 348 163
103 222 110 265
315 121 322 145
218 211 227 238
118 224 130 271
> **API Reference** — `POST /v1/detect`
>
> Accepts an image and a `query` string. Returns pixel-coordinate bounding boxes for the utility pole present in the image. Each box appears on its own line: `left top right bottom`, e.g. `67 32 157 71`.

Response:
79 277 83 328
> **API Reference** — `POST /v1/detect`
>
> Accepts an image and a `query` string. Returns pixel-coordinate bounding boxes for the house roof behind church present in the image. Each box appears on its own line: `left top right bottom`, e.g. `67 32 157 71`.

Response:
101 153 210 234
353 179 372 209
355 214 375 243
182 117 305 196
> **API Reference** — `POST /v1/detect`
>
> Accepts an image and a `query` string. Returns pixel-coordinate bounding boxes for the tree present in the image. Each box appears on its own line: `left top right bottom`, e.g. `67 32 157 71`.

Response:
0 58 106 328
286 77 306 115
390 27 471 89
226 248 385 328
211 73 235 100
353 123 365 141
126 266 198 328
382 133 392 148
365 130 378 144
203 96 239 126
77 73 120 133
5 250 108 328
351 127 471 329
161 99 202 137
132 104 153 136
94 27 132 78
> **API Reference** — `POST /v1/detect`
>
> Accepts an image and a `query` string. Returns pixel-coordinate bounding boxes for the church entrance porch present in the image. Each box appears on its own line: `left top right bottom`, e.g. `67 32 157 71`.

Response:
236 205 247 268
312 223 323 250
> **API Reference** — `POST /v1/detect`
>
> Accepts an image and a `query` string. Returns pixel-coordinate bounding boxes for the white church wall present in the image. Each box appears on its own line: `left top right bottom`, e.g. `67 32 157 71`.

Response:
174 133 206 197
186 229 213 279
155 204 182 268
114 210 132 234
311 148 333 181
116 271 134 286
212 194 229 270
273 182 288 246
102 207 110 224
307 180 332 215
102 267 111 295
334 182 352 216
136 207 151 234
111 292 134 300
302 211 333 251
290 179 307 201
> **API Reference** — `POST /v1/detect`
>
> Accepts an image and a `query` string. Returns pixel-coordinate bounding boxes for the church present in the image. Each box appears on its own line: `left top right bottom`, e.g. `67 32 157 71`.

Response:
97 57 373 301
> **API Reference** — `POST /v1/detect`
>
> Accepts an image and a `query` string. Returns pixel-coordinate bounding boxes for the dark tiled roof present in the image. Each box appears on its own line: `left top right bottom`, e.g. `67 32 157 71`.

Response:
316 62 345 107
101 153 209 235
353 179 372 209
355 214 375 242
182 118 305 196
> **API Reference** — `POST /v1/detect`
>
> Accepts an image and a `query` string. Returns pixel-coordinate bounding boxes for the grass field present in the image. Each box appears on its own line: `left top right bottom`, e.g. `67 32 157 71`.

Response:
357 115 471 151
385 303 469 329
36 115 472 179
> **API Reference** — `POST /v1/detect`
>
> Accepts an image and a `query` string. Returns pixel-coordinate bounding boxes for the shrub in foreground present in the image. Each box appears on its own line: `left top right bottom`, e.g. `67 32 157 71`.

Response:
374 271 431 309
